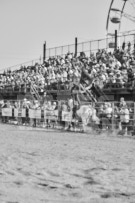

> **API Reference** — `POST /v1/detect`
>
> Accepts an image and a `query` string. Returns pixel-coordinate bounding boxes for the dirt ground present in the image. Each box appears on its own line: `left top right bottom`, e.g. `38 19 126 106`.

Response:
0 124 135 203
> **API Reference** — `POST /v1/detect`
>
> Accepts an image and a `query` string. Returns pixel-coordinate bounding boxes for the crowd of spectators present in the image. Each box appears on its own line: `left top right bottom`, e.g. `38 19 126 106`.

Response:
0 41 135 95
0 96 134 135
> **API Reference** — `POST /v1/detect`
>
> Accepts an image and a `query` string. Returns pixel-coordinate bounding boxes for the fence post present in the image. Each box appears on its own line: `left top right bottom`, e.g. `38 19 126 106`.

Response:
134 34 135 56
58 100 61 129
133 102 135 135
111 102 114 131
115 30 117 50
43 41 46 63
75 37 78 57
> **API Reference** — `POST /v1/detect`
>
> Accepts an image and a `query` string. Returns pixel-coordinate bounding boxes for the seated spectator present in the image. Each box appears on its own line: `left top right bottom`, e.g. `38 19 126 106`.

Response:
0 39 134 98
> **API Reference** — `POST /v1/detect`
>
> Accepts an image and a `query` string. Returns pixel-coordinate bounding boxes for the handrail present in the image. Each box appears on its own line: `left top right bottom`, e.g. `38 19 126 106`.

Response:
30 82 41 101
79 84 97 102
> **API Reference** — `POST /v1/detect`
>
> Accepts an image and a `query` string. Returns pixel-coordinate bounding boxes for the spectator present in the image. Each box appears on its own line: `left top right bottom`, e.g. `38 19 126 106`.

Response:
22 98 29 125
119 97 127 109
0 40 134 101
119 105 130 135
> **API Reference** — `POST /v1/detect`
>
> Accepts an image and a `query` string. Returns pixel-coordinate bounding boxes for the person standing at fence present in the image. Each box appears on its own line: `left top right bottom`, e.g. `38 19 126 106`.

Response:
61 101 69 128
31 100 40 127
2 100 8 123
51 101 58 128
13 101 19 109
42 100 48 127
99 103 107 130
113 105 120 129
46 101 52 127
22 98 29 125
91 104 100 130
13 101 20 124
100 102 112 130
119 97 127 130
119 97 126 109
119 105 130 135
105 103 113 130
67 96 74 111
0 100 4 121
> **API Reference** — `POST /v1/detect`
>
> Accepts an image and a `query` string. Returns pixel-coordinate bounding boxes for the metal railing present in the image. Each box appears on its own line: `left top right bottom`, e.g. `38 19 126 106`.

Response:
1 31 135 73
30 82 41 101
0 100 135 135
46 32 135 58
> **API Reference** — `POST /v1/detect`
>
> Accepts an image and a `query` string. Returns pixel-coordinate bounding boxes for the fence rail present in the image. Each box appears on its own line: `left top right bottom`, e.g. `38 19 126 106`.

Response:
1 31 135 73
45 32 135 59
0 100 135 135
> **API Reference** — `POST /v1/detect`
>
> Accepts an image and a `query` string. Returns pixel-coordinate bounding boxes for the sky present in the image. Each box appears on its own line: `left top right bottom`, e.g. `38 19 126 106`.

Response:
0 0 134 71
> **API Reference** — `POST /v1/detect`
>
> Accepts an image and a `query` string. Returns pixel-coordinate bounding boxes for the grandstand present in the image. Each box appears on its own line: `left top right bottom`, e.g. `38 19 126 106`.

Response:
0 30 135 103
1 2 135 203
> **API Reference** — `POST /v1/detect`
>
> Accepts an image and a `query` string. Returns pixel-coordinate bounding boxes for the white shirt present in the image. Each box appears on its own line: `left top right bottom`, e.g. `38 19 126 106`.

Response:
105 107 112 118
120 108 129 123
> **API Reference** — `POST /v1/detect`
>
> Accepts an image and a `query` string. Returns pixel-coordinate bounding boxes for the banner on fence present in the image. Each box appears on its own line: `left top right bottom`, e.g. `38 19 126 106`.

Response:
62 111 72 122
44 110 58 120
14 109 26 117
29 109 41 119
2 108 12 117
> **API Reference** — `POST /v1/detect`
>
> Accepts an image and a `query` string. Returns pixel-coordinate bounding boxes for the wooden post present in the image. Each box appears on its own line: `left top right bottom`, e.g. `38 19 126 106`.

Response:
115 30 117 50
43 41 46 63
133 102 135 135
134 34 135 56
112 102 114 131
75 37 78 57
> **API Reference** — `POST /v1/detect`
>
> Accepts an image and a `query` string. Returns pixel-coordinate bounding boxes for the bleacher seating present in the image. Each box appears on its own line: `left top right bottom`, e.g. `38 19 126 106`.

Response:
0 44 135 101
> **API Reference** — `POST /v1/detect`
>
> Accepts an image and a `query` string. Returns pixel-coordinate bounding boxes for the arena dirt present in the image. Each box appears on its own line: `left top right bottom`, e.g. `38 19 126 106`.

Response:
0 124 135 203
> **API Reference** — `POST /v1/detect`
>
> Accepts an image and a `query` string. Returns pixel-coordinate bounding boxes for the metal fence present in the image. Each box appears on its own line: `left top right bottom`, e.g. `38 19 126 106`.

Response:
0 100 135 135
0 57 43 73
1 31 135 73
46 32 135 58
